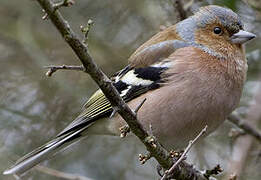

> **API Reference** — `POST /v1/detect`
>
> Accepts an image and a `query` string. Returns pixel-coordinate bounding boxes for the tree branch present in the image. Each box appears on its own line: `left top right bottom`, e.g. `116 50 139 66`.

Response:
173 0 187 20
35 0 208 179
161 126 208 180
227 114 261 143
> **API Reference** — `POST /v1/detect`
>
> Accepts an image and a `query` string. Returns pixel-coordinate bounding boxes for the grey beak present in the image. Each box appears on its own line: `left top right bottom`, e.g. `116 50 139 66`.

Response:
230 30 256 44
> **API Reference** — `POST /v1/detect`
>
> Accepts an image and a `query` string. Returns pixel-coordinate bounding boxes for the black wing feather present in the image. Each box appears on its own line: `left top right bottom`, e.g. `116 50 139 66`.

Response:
57 63 169 137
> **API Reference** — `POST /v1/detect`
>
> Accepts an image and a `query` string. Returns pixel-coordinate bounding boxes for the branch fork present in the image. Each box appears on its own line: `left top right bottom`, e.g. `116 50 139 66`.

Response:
42 0 75 20
53 0 75 10
161 125 208 180
119 98 147 138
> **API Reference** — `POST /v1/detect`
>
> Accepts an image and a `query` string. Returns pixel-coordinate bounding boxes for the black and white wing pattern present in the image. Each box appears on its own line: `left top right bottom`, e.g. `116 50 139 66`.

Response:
57 61 172 137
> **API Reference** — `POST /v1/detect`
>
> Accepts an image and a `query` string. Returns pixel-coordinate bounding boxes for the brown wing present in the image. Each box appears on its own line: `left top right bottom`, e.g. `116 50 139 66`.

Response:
128 25 185 67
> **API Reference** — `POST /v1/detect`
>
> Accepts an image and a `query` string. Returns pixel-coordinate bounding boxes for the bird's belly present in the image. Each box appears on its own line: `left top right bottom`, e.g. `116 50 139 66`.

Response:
110 82 241 150
139 101 225 150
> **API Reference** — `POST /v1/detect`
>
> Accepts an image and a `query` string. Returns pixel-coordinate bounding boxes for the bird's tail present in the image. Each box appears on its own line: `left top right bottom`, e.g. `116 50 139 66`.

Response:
3 126 88 175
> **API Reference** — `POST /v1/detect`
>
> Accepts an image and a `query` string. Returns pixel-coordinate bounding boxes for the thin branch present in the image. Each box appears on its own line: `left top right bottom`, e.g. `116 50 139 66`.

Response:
80 19 94 44
42 9 49 20
161 125 208 180
35 0 207 179
35 165 93 180
120 98 146 138
42 0 75 20
44 65 85 76
134 98 147 114
183 0 195 11
173 0 187 20
109 106 119 118
53 0 75 10
227 114 261 143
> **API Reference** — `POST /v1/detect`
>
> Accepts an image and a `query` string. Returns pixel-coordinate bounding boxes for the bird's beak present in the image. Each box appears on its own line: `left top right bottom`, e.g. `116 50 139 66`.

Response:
230 30 256 44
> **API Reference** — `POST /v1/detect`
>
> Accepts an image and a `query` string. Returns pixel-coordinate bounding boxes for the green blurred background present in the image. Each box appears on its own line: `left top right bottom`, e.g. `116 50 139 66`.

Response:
0 0 260 179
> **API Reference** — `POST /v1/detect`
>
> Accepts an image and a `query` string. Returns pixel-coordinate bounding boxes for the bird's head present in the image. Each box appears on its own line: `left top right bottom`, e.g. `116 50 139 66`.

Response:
176 5 256 59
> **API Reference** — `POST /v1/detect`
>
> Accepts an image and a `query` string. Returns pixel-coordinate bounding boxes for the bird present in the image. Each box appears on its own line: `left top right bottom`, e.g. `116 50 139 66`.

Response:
3 5 256 176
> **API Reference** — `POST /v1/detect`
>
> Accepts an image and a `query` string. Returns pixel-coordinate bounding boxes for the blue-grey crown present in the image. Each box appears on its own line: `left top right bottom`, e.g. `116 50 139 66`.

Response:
197 5 243 30
176 5 243 43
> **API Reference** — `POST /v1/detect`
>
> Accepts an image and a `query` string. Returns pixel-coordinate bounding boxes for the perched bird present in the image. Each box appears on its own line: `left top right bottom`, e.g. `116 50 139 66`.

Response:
4 5 256 175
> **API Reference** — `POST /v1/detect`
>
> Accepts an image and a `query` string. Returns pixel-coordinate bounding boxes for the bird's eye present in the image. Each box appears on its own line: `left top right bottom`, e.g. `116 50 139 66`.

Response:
213 27 222 35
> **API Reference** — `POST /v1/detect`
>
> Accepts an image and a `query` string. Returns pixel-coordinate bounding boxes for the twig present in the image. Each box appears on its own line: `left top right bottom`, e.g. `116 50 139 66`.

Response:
42 9 49 20
109 106 119 118
42 0 75 20
35 165 93 180
119 98 146 137
173 0 187 20
183 0 194 11
80 19 94 44
161 125 208 180
44 65 85 76
53 0 75 10
134 98 147 114
35 0 207 179
227 114 261 143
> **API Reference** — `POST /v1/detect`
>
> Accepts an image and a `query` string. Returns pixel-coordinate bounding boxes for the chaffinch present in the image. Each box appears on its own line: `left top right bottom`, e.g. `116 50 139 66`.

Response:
4 5 256 175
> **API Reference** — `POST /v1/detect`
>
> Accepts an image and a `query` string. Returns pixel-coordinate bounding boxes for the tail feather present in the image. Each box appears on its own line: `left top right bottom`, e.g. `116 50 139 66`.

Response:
3 126 88 175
